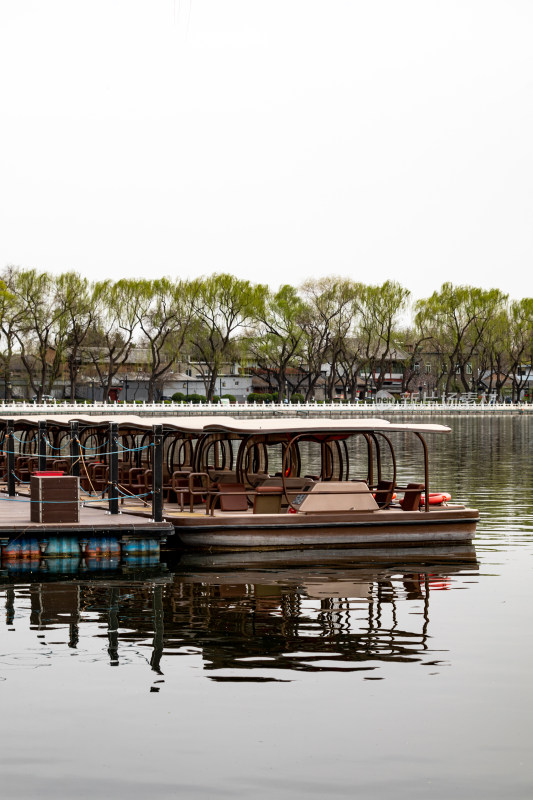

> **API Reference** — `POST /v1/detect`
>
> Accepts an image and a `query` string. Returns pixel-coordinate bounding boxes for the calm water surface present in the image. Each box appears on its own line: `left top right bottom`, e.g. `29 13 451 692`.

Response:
1 415 532 799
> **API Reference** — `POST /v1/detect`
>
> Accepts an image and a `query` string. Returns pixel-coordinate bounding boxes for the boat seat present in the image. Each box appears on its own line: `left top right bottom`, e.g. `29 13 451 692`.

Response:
14 457 31 483
171 472 192 509
374 480 395 508
208 470 237 484
400 483 424 511
90 463 109 493
128 467 148 498
217 482 249 512
259 477 316 508
253 486 283 514
143 469 154 500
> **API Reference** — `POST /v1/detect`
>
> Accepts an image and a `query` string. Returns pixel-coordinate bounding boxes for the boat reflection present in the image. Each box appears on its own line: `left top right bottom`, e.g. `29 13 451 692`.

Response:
1 545 478 677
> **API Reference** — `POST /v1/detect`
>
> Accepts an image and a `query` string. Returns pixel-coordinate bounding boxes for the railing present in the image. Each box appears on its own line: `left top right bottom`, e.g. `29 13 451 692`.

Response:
0 398 531 414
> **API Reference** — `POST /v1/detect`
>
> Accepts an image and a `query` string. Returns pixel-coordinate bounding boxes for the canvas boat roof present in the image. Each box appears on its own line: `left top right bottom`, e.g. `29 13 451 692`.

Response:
0 415 451 435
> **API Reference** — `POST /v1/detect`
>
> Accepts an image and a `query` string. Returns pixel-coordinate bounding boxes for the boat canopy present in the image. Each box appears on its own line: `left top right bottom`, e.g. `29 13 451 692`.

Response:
0 415 451 435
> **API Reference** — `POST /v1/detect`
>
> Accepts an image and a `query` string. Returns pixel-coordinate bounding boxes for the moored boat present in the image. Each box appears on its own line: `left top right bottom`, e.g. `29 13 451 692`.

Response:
0 414 479 552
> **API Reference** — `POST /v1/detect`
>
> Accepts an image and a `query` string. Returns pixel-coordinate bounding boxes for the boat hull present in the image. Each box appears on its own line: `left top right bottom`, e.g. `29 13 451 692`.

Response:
170 507 479 551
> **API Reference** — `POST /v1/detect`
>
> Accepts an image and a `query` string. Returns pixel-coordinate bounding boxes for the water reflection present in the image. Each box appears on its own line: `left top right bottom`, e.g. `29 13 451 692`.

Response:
1 546 478 680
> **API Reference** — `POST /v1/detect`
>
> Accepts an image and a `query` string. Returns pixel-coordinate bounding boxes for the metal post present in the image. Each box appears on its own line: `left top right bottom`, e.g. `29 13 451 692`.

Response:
7 422 15 497
109 422 119 515
70 421 80 478
415 432 430 513
150 584 164 674
363 433 374 489
107 587 119 666
38 421 47 472
152 424 163 522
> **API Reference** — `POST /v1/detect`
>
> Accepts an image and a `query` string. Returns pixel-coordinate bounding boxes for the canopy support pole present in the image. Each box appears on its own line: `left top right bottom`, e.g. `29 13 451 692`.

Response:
109 422 119 514
7 422 15 497
152 425 163 522
38 421 47 472
70 421 80 478
415 432 430 512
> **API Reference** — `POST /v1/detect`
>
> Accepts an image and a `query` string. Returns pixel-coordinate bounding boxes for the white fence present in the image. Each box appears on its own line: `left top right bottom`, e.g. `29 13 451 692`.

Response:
0 398 530 415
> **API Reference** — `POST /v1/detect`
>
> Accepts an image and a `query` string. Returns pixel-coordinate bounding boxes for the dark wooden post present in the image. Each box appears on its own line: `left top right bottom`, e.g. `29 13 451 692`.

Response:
70 421 80 478
152 424 163 522
7 421 15 497
109 422 119 515
38 421 47 472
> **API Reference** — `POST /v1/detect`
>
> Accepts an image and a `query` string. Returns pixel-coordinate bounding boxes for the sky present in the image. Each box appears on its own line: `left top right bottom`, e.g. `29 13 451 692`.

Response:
1 1 532 302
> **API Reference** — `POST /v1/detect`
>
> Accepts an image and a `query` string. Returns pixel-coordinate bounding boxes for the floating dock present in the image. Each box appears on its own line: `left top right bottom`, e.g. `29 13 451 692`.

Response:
0 495 173 560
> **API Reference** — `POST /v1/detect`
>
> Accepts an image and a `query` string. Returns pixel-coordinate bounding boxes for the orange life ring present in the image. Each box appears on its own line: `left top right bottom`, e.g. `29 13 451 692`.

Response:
421 492 451 505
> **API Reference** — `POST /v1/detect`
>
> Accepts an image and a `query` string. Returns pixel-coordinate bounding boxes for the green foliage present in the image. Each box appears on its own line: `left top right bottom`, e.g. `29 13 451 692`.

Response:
247 392 272 404
0 267 530 404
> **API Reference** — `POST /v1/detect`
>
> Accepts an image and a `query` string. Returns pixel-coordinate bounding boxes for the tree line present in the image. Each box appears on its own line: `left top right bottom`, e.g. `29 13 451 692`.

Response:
0 266 531 402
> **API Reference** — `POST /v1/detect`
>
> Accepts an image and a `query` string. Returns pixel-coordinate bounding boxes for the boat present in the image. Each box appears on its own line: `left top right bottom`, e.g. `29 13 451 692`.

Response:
159 417 478 550
0 415 479 552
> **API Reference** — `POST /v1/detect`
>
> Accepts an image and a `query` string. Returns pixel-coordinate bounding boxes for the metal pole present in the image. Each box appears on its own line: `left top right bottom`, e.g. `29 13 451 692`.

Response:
152 424 163 522
38 421 47 472
70 421 80 478
109 422 119 515
415 432 430 513
362 433 374 488
7 421 15 497
150 584 164 674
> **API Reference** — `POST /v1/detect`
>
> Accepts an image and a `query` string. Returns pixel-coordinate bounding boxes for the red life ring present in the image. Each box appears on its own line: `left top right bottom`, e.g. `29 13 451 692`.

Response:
421 492 451 505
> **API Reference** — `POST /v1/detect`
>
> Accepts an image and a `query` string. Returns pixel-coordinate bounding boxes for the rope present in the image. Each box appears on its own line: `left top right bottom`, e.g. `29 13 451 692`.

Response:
116 483 150 507
11 471 30 484
0 495 82 505
0 440 154 457
77 440 98 496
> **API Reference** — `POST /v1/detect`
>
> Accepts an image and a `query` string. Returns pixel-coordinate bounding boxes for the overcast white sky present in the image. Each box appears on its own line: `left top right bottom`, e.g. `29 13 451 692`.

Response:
1 1 532 301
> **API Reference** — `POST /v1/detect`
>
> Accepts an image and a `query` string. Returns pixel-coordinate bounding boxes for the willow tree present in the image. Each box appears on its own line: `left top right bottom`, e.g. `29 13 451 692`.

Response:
247 284 307 402
133 277 196 402
87 279 141 400
508 298 533 400
297 278 360 401
190 274 268 401
0 267 27 401
56 271 94 400
358 281 410 394
415 284 507 395
5 268 69 401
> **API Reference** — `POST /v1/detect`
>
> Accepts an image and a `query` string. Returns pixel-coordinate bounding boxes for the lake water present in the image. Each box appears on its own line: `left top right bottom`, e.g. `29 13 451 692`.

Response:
1 414 532 799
